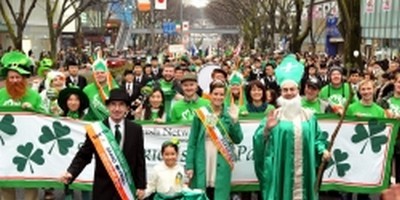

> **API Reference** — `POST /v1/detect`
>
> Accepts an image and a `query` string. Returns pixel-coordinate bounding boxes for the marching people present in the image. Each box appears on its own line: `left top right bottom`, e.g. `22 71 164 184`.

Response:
185 80 243 200
253 54 330 200
61 88 146 200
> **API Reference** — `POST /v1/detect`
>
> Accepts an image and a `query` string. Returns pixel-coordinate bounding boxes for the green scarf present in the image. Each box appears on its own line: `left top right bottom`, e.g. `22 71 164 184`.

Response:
67 111 80 119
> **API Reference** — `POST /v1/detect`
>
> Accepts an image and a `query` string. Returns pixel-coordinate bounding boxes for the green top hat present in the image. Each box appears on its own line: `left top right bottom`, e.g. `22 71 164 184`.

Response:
0 51 31 77
57 87 89 113
275 54 304 87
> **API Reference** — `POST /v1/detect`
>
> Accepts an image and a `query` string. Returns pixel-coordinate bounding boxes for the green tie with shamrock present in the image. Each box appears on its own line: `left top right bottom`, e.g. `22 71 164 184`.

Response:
115 124 122 145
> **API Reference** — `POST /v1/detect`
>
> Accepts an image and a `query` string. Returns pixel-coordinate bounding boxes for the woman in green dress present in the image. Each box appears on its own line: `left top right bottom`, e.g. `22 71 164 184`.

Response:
185 80 243 200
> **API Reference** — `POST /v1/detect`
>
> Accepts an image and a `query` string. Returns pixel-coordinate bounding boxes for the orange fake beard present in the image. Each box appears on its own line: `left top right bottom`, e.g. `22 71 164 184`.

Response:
6 79 28 100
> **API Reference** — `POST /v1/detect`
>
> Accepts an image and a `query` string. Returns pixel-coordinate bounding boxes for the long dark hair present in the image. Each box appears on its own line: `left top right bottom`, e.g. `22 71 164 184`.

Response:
61 93 85 119
143 88 165 120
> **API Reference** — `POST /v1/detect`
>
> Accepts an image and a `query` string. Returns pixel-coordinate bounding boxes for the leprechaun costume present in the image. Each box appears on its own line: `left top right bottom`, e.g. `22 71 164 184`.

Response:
83 59 118 121
253 55 329 200
0 51 43 112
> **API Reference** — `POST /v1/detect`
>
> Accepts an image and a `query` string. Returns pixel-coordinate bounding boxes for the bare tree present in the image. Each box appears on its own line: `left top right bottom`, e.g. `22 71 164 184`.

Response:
0 0 38 50
290 0 314 53
337 0 361 68
45 0 95 60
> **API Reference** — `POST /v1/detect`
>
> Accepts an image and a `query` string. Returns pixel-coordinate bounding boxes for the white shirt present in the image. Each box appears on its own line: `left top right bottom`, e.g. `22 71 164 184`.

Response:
108 118 125 148
145 162 186 198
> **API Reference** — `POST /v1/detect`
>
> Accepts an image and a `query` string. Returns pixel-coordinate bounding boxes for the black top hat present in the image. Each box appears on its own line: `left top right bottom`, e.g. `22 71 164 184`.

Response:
57 87 89 114
105 88 130 105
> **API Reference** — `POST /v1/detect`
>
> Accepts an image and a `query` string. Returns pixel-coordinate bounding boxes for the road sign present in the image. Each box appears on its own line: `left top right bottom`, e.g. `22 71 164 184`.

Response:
162 22 176 35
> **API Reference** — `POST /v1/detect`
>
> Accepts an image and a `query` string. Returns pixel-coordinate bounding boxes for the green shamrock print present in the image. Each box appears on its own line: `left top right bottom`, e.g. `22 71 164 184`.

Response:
351 119 387 154
39 121 74 155
326 149 351 177
12 142 44 173
0 114 17 145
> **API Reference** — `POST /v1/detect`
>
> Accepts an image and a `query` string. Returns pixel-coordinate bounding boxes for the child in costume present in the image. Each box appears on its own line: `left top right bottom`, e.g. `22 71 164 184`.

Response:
145 139 186 199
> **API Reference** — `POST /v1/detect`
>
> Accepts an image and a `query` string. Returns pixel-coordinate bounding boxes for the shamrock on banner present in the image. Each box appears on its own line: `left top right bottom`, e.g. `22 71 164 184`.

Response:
12 142 45 173
326 149 351 177
0 114 17 145
352 119 388 154
39 121 74 155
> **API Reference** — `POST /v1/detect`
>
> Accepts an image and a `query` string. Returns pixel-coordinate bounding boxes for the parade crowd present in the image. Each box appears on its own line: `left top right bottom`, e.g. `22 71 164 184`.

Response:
0 47 400 200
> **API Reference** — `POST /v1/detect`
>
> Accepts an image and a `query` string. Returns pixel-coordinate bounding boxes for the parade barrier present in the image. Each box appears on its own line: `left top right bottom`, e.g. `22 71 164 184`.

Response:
0 111 398 193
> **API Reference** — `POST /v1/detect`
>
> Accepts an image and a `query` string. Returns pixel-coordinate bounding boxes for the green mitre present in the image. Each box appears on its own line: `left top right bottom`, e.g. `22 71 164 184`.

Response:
275 54 304 87
92 59 108 72
229 73 243 85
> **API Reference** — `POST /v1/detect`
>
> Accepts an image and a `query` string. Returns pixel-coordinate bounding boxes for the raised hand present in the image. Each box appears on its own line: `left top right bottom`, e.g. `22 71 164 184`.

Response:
266 109 278 130
228 104 239 123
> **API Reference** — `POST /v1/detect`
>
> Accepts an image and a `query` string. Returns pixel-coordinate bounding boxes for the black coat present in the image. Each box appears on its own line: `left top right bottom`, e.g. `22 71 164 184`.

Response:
67 119 146 200
66 75 88 90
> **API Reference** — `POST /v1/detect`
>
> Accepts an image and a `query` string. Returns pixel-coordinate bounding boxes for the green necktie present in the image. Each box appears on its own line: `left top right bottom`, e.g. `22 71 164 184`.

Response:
115 124 122 145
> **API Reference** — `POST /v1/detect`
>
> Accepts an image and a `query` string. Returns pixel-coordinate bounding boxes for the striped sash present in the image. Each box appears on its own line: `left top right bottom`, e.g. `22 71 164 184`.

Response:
195 106 236 169
86 122 136 200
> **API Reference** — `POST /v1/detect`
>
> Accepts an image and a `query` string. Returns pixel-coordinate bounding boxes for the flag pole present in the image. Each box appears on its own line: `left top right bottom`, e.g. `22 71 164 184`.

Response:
314 83 355 194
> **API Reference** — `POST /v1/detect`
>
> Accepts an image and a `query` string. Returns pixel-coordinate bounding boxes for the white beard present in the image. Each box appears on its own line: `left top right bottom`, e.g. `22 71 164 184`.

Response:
277 94 302 120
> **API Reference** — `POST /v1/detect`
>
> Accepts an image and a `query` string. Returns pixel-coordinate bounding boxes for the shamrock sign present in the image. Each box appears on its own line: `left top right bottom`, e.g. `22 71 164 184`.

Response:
0 114 17 145
351 119 387 154
326 149 351 177
39 121 74 155
12 142 44 173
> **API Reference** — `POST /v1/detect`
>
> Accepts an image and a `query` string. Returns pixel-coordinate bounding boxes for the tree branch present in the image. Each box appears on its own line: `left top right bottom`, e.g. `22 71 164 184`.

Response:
22 0 38 29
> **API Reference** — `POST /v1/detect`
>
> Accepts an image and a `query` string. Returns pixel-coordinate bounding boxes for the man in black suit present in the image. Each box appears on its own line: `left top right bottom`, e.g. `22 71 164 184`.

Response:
262 63 280 94
132 61 150 101
150 56 162 80
120 69 136 119
61 88 146 200
65 59 87 90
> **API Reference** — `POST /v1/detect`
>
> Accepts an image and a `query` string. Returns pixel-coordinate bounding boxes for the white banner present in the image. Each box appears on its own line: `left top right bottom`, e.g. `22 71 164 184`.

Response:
0 113 397 192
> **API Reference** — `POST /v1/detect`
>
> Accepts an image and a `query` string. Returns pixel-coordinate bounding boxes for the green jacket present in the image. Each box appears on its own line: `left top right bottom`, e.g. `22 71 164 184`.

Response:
186 106 243 200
